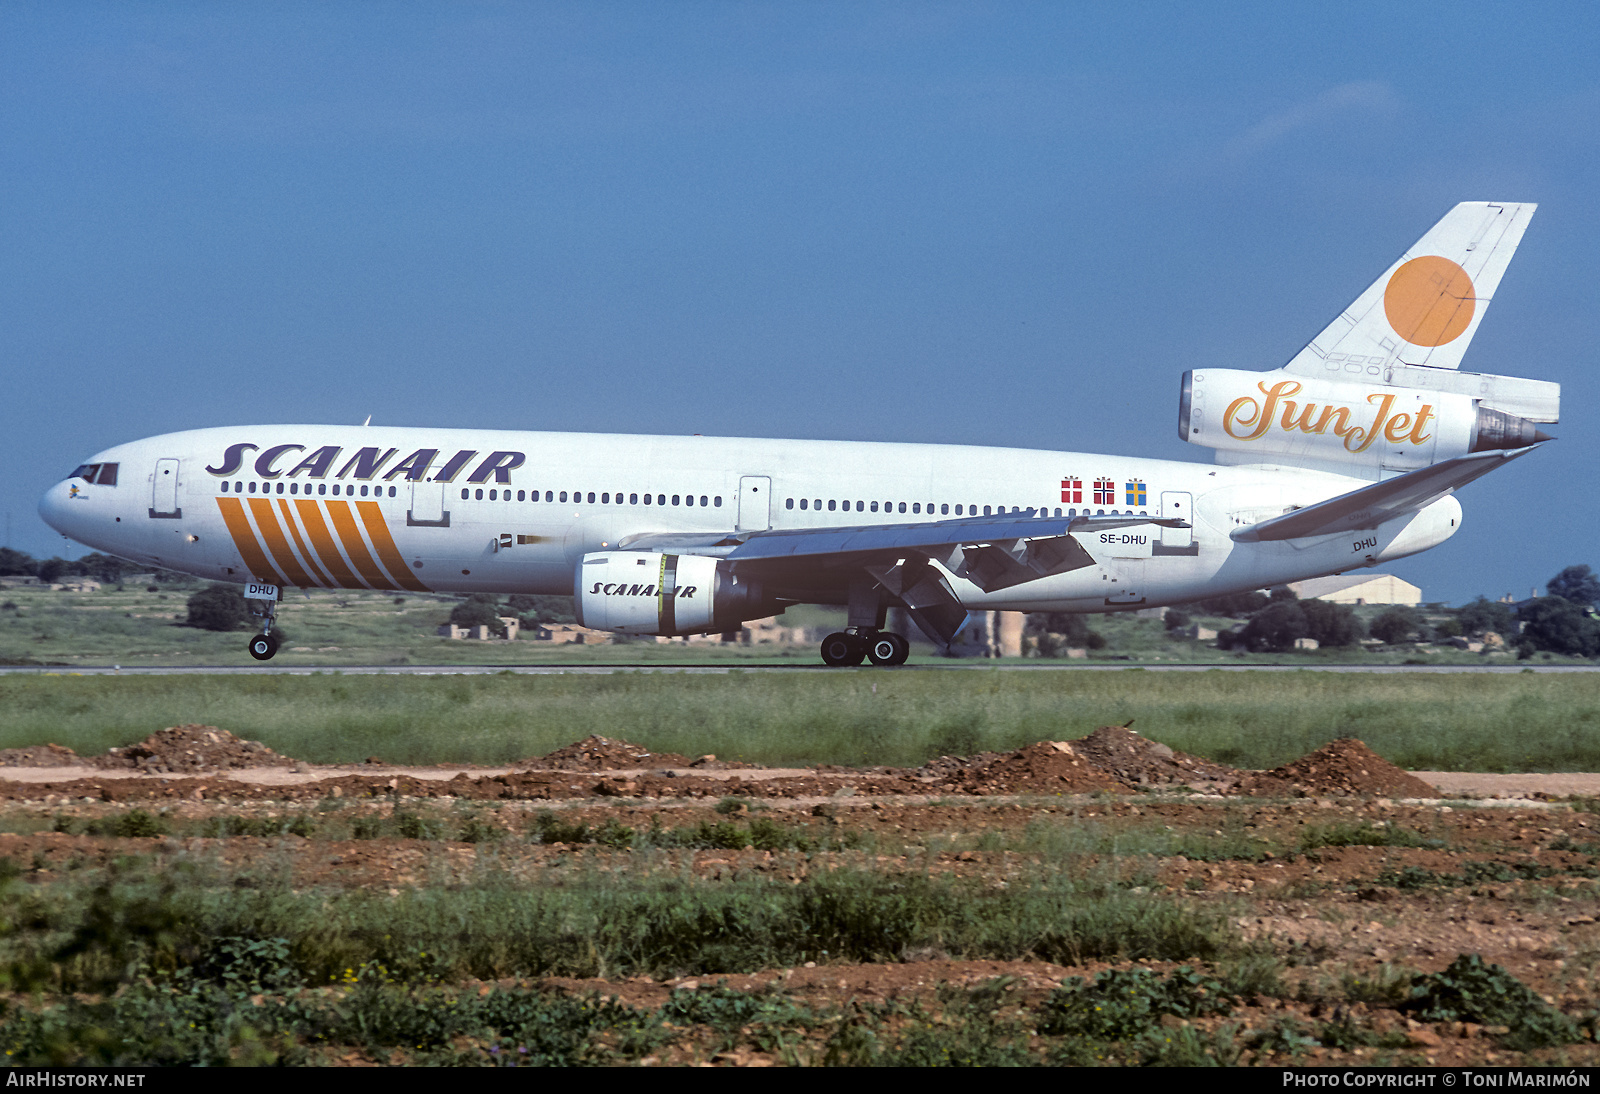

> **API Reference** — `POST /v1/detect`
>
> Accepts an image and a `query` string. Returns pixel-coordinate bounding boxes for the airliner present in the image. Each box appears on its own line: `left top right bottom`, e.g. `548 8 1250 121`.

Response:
38 203 1558 665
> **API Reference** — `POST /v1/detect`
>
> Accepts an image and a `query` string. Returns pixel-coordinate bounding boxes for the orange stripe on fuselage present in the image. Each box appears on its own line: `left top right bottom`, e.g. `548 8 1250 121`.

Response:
215 497 287 586
293 500 364 589
324 500 396 590
246 498 318 589
355 501 431 592
276 499 331 587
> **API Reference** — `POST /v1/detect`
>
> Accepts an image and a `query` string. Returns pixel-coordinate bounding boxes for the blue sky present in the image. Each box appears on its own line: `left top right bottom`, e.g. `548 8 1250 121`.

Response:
2 2 1594 604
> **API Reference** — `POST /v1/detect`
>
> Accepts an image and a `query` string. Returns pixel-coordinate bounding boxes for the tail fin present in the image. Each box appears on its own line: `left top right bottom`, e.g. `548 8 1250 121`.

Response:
1284 202 1535 376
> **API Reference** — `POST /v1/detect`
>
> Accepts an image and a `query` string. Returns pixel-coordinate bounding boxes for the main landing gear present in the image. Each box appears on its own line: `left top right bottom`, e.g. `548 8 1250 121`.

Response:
820 630 910 667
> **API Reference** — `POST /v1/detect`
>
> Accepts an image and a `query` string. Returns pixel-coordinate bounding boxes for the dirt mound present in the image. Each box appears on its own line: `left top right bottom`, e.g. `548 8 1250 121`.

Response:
1070 725 1240 789
0 743 81 768
532 735 691 771
92 725 297 774
931 740 1123 795
1239 738 1438 799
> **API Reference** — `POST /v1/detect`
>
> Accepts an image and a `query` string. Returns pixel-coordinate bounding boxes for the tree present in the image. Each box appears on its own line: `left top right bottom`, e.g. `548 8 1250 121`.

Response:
1519 596 1600 658
186 584 248 632
1369 607 1423 645
1184 590 1269 617
1301 599 1363 647
1234 601 1309 652
1457 597 1515 638
506 594 577 626
78 553 130 584
1026 612 1106 655
450 594 505 635
0 549 35 577
1547 565 1600 609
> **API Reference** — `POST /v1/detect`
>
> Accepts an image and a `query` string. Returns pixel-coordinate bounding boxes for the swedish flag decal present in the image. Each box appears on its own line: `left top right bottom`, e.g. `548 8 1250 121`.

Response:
1125 480 1147 506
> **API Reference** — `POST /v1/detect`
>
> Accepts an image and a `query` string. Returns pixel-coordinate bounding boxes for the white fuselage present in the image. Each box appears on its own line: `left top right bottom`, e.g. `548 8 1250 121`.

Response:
38 424 1462 614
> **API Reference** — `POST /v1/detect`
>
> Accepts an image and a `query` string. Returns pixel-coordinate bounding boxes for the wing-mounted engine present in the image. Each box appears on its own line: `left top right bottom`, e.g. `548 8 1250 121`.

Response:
1179 368 1554 476
575 551 781 636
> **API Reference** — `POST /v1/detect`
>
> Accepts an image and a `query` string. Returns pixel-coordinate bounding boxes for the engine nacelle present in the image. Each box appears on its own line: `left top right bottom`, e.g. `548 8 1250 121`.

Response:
574 551 779 636
1180 369 1551 474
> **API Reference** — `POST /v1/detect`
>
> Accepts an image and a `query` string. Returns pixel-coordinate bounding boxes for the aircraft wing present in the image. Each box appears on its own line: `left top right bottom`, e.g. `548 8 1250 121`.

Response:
624 511 1186 648
626 512 1184 591
1230 446 1537 543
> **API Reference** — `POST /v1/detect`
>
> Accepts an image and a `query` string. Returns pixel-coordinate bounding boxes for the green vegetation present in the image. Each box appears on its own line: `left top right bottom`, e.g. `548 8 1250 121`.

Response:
0 669 1595 771
0 855 1235 989
1404 954 1583 1050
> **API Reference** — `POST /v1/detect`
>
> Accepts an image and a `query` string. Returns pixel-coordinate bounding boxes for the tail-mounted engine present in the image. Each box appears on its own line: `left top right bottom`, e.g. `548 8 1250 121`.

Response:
574 551 780 636
1179 367 1556 474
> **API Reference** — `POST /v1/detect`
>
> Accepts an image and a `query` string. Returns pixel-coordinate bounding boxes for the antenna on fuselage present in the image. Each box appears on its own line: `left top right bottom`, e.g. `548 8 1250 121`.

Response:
361 415 372 427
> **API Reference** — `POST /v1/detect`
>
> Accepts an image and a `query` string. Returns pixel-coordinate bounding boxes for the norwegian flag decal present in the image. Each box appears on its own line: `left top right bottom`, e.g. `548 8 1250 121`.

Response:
1093 478 1115 506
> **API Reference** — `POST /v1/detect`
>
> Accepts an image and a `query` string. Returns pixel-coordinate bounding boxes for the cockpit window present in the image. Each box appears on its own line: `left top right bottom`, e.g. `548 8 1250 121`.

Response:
96 463 118 486
72 464 99 483
69 463 118 485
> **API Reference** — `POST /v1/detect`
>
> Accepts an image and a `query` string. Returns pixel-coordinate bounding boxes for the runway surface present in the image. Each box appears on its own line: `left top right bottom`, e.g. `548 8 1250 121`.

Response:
2 662 1597 676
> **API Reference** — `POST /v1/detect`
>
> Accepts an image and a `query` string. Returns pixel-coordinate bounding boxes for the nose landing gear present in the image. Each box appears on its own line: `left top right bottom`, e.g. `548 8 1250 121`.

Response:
245 583 282 661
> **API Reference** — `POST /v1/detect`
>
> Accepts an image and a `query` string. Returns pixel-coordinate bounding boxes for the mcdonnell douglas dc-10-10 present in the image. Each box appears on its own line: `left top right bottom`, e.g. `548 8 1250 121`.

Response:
39 203 1558 665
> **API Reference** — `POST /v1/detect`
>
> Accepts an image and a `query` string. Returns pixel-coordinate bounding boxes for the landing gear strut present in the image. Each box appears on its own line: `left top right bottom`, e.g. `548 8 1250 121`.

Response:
246 585 281 661
820 630 909 667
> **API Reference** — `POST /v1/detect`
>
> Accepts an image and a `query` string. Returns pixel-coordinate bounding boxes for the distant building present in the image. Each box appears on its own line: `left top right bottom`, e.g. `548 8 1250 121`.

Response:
1287 574 1421 606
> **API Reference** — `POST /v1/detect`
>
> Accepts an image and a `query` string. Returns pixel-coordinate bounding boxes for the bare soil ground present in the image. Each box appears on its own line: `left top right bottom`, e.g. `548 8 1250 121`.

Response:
4 727 1599 1066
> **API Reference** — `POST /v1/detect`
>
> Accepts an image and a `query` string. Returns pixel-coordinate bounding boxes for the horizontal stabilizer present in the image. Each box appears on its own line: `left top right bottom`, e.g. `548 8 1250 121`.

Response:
1230 446 1535 543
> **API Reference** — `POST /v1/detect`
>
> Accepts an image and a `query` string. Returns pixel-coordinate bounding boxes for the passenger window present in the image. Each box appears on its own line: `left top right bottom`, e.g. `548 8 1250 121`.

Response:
545 491 553 502
685 495 693 507
813 499 820 510
870 501 878 512
476 489 484 500
602 492 610 504
700 496 708 507
657 495 665 506
644 494 652 505
630 493 638 504
714 496 722 506
983 505 991 515
671 495 679 506
912 503 920 514
559 491 567 502
898 502 906 514
785 498 793 509
517 490 526 501
827 500 836 511
798 498 807 510
587 492 595 503
941 504 948 515
855 501 864 512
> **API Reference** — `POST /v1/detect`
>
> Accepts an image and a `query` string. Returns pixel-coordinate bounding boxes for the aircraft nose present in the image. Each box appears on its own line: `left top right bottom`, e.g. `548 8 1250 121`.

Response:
38 480 76 538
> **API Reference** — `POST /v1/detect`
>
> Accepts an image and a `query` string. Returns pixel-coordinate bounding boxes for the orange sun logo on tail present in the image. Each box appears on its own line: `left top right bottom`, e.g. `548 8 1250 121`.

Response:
1383 255 1476 347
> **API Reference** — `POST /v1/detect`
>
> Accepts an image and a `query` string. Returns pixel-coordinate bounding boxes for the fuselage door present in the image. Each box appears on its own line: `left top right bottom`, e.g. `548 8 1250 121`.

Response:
408 481 448 527
150 458 181 519
1160 491 1193 548
737 476 771 532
